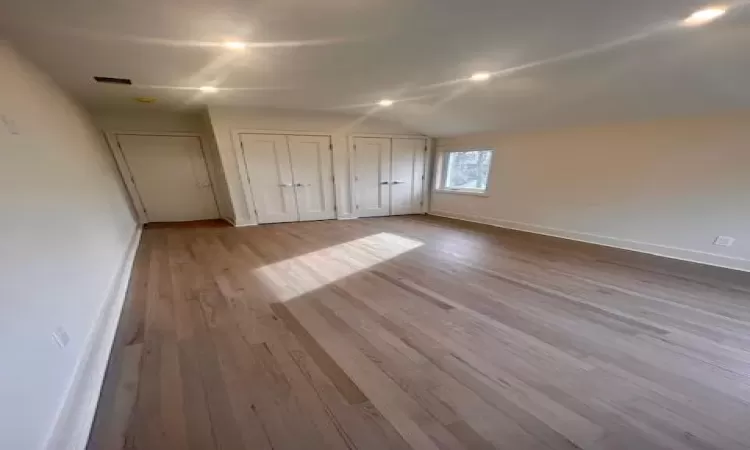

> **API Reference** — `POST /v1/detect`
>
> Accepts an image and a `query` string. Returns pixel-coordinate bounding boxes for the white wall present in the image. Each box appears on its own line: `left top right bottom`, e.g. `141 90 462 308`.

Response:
206 106 424 225
90 108 234 221
430 114 750 271
0 43 138 449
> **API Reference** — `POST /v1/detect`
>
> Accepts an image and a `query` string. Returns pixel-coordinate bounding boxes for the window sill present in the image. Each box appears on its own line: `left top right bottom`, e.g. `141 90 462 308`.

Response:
433 189 490 197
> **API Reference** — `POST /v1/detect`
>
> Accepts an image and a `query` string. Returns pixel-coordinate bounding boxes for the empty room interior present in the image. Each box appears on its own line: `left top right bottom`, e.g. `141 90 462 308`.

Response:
2 1 750 449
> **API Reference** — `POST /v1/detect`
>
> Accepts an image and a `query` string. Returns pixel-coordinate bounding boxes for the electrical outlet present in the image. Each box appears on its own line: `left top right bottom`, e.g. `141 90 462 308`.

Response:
52 327 70 349
713 236 735 247
1 114 20 135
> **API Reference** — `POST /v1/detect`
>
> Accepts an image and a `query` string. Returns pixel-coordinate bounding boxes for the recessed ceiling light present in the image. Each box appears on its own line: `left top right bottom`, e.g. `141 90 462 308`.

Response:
379 99 394 107
199 86 218 93
470 71 492 82
224 41 247 50
683 6 727 26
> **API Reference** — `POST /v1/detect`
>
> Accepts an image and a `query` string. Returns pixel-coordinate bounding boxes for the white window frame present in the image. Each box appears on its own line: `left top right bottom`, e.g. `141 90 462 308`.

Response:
434 148 494 196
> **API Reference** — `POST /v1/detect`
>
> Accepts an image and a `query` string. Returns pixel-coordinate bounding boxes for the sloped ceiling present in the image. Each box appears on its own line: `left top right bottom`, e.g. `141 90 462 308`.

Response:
1 0 749 136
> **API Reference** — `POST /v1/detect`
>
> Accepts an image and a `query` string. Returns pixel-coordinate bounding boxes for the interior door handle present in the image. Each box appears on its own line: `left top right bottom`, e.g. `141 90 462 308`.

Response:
391 181 405 184
279 183 292 187
295 183 310 187
380 181 389 185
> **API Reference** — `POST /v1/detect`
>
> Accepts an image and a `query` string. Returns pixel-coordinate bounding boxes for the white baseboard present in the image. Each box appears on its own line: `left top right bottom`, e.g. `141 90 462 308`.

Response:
429 210 750 273
44 225 143 450
232 217 258 227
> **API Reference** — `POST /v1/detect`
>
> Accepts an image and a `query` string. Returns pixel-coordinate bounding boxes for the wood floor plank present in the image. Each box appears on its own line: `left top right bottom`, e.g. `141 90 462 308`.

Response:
89 216 750 450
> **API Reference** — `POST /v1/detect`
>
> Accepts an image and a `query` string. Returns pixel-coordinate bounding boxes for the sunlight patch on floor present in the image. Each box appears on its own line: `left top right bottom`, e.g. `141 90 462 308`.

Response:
254 232 423 302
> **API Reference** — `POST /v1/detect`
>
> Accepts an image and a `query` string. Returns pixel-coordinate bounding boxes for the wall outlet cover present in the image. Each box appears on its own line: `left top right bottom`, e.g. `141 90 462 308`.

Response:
713 236 735 247
52 327 70 348
1 114 20 135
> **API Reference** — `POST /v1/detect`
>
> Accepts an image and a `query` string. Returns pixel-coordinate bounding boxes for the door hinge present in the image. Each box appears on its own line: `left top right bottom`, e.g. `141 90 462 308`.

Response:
356 204 360 209
117 142 123 150
329 143 333 151
240 141 245 150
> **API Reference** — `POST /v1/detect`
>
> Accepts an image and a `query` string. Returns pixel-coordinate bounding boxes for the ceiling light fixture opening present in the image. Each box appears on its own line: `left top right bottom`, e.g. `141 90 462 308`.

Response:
224 41 247 50
378 99 394 107
470 71 492 82
683 6 727 26
199 86 219 93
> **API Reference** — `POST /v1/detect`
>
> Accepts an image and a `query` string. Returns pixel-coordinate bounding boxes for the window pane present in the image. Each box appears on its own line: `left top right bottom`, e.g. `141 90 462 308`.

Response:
444 150 492 190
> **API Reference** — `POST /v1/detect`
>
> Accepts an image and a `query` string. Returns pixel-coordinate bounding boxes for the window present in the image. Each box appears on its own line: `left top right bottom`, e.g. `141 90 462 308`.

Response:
436 149 494 194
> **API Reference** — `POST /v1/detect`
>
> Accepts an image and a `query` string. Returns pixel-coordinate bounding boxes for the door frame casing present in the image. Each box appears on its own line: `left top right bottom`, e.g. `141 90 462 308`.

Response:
348 134 432 217
105 131 219 224
233 130 336 225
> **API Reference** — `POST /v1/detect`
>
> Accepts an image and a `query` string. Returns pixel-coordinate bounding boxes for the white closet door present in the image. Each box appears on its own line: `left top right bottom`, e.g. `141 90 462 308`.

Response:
117 134 218 223
391 138 426 215
287 135 336 222
240 134 299 224
353 137 391 217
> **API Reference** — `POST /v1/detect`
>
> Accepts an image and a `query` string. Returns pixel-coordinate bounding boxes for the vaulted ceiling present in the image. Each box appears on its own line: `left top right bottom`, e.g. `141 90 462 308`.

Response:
2 0 749 136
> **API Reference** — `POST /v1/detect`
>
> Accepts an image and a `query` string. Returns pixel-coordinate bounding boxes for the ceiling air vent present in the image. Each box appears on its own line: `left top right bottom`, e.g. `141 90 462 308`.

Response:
93 76 132 85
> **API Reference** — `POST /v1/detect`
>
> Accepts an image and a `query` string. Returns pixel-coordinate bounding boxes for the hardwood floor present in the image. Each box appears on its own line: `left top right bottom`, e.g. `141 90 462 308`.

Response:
88 216 750 450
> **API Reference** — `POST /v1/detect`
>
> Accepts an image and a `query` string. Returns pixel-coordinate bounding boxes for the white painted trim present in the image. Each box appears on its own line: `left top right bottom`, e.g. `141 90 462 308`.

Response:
105 132 220 224
423 139 435 213
104 133 147 224
232 128 335 137
433 189 490 197
433 147 496 197
429 210 750 273
232 130 347 223
44 225 143 450
230 131 260 225
231 130 338 223
348 133 428 139
347 135 358 217
349 135 432 218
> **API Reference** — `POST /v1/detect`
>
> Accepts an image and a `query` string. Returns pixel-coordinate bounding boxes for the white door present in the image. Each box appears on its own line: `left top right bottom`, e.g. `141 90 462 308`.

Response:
391 138 426 215
353 137 391 217
287 135 336 221
240 134 299 224
116 134 218 223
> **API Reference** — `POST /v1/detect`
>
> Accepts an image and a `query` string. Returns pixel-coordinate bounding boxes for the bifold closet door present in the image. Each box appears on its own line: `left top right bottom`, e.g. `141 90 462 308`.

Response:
353 137 392 217
116 134 218 223
240 134 299 224
287 135 336 221
390 138 426 215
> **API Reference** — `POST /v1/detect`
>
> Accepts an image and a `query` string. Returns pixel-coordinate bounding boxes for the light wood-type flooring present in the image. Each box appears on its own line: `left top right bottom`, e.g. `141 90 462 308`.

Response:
88 216 750 450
